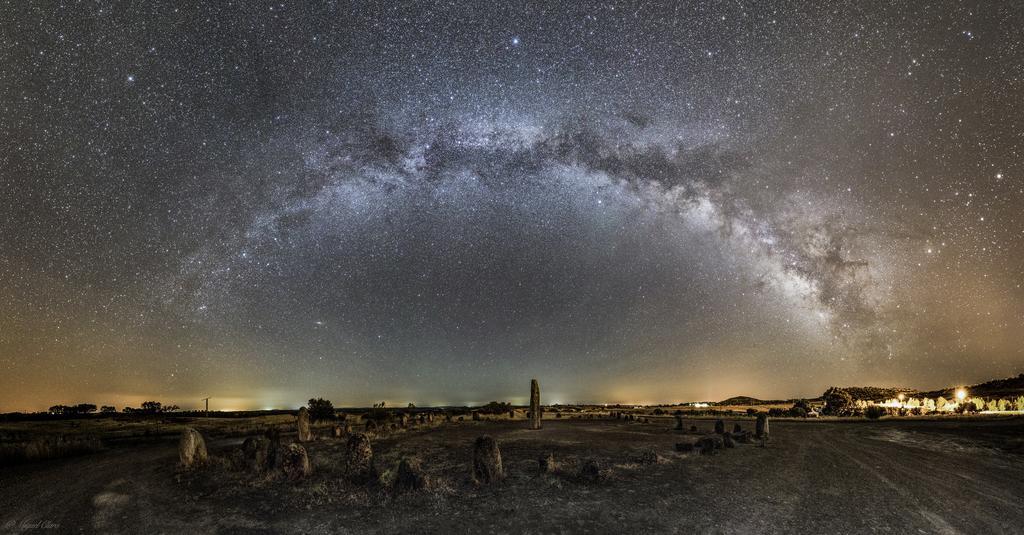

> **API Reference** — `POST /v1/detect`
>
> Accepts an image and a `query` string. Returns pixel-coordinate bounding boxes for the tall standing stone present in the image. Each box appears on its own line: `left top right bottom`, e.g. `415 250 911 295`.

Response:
297 406 313 442
178 427 208 468
674 415 684 430
529 378 541 430
755 413 770 438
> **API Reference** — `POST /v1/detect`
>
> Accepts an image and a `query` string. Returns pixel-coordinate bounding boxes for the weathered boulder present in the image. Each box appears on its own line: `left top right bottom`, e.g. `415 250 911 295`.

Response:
509 409 516 419
332 422 351 439
722 432 736 448
281 443 311 480
393 456 427 493
344 433 375 483
714 419 725 434
733 423 743 434
472 435 504 484
472 411 481 421
241 436 276 472
178 427 208 468
296 407 313 442
674 415 684 430
698 434 724 455
529 379 542 430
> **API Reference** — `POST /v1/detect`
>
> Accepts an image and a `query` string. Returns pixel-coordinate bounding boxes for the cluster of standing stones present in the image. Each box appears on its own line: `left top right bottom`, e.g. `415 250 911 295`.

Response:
177 378 771 486
661 412 770 454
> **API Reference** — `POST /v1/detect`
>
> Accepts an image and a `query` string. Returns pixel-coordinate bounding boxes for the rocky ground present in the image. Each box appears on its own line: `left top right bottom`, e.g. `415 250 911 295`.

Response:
2 416 1023 534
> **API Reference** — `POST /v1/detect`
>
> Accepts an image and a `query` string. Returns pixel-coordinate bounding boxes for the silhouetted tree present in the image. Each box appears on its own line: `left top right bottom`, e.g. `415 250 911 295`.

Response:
822 387 854 416
307 398 336 422
100 405 117 413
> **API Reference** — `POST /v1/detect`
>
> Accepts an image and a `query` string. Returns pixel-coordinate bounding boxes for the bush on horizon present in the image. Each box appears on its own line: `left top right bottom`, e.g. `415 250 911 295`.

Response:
307 398 336 422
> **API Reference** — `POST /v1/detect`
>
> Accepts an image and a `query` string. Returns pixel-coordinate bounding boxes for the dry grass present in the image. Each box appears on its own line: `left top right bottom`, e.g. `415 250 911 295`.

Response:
0 434 103 465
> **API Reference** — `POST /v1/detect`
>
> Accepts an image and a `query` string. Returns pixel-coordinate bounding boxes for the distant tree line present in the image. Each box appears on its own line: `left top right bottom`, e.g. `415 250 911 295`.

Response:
477 401 512 415
48 403 98 415
122 401 179 414
45 401 181 416
817 386 1024 417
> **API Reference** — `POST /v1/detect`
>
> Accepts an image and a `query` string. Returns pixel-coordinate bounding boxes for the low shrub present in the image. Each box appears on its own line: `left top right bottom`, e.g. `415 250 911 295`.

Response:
864 406 887 419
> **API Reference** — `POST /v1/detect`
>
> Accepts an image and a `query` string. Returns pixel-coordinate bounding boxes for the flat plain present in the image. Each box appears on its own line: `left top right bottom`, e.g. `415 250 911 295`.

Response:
2 414 1023 534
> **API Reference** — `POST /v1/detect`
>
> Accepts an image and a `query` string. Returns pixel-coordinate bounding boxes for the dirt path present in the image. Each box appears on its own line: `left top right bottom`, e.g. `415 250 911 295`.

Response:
0 442 174 533
0 439 250 534
1 420 1022 534
661 420 1024 534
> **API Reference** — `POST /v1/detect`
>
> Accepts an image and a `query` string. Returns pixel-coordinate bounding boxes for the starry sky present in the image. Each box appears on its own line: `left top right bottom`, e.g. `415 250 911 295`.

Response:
2 1 1023 411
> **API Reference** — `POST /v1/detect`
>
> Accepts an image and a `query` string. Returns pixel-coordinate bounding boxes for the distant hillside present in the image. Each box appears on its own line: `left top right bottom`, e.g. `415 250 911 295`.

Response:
715 373 1024 406
839 386 919 402
918 373 1024 400
715 396 795 406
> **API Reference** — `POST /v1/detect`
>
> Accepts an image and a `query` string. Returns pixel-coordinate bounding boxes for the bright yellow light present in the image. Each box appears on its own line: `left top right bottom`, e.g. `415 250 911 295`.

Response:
955 389 967 401
897 393 905 401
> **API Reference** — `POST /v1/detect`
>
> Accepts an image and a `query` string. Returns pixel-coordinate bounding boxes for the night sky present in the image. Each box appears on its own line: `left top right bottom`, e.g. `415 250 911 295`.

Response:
2 2 1023 411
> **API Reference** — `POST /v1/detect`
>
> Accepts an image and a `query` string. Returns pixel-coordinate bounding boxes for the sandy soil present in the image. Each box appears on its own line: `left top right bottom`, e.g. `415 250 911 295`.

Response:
1 417 1022 534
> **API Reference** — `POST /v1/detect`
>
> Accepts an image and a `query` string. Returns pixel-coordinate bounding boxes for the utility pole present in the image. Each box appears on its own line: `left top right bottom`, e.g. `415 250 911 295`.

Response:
202 397 210 418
